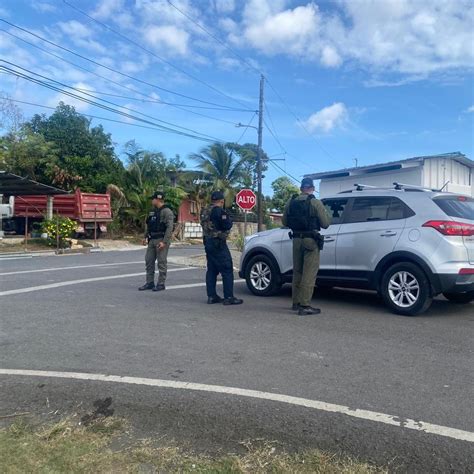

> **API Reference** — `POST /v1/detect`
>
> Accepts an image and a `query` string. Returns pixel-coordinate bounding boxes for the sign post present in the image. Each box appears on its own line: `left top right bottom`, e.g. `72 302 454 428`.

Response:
236 189 257 236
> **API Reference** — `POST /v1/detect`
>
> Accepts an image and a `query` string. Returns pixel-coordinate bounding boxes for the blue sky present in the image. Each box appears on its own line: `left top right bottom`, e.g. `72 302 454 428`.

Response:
0 0 473 194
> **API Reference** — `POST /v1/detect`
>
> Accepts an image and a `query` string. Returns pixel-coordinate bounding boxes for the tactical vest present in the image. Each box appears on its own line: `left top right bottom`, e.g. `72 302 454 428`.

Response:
286 195 320 232
147 205 170 238
200 205 219 238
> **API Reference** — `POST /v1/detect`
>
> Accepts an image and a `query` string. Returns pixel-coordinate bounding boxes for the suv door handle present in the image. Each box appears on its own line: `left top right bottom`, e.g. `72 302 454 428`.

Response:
380 231 397 237
324 236 336 242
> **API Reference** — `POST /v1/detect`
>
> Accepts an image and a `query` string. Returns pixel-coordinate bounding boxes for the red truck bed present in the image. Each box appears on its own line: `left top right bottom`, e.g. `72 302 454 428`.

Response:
14 189 112 222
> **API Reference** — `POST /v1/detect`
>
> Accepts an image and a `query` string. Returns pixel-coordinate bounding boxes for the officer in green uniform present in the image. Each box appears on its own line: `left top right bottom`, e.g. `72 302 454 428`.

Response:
201 191 243 306
138 191 174 292
282 178 331 315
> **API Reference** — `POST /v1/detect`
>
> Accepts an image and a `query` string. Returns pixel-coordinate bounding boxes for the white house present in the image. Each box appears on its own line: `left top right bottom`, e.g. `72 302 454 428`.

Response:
306 152 474 198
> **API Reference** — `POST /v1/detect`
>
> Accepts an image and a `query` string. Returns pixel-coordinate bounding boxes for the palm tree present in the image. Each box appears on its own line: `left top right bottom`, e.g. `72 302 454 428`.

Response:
190 143 246 204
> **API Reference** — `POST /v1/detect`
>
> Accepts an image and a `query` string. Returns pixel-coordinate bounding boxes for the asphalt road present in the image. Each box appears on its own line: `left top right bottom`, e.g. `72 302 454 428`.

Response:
1 247 473 472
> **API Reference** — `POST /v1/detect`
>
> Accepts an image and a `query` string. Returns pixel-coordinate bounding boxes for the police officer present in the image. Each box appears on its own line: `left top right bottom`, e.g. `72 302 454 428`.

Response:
282 178 331 315
201 191 243 306
138 191 174 292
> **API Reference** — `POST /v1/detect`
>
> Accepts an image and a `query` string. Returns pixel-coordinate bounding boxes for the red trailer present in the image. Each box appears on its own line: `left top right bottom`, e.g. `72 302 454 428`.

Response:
11 189 112 238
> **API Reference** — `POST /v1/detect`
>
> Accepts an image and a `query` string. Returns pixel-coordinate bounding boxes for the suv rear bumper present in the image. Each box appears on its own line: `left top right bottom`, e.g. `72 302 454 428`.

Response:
436 273 474 294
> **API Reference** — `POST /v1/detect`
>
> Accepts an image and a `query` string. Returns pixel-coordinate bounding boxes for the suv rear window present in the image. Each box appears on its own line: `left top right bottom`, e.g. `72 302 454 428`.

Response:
434 196 474 220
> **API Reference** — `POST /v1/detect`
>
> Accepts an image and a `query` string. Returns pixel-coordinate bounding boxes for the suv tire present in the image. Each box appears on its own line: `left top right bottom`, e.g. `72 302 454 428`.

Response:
245 254 282 296
443 291 474 304
381 262 432 316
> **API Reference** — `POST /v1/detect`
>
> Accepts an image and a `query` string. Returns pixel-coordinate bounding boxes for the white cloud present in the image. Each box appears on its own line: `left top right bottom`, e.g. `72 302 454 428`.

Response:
243 3 319 57
144 25 189 56
57 20 107 54
304 102 348 133
213 0 235 14
92 0 124 19
231 0 474 76
320 45 341 68
32 2 57 13
467 106 474 113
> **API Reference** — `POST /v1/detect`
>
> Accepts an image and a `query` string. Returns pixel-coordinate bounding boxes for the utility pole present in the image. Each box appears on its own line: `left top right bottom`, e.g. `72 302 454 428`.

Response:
257 74 264 232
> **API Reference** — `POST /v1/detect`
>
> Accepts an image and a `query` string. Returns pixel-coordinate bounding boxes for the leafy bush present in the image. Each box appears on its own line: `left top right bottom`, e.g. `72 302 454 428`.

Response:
41 217 76 248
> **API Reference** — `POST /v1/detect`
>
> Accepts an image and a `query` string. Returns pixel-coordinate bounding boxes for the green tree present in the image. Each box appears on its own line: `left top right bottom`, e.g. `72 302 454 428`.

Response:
271 176 299 212
190 142 248 204
26 102 124 192
0 127 59 184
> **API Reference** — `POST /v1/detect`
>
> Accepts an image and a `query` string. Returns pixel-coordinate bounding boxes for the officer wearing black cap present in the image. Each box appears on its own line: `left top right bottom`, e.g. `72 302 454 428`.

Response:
139 191 174 292
282 178 331 315
200 191 243 305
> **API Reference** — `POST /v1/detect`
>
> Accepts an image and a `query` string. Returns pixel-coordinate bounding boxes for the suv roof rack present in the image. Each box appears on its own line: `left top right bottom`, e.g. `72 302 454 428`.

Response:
392 182 438 192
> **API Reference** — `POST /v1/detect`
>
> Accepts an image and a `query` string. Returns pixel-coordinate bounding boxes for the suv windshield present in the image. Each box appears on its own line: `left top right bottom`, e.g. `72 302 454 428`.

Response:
433 196 474 220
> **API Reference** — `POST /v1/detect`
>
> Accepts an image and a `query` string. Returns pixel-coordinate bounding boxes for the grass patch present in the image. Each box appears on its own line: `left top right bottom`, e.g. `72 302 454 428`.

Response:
0 417 385 473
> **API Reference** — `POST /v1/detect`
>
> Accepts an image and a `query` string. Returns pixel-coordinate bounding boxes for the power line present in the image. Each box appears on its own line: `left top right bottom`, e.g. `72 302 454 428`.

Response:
265 79 347 169
159 4 345 169
0 64 221 143
1 60 225 141
1 27 251 112
62 0 250 110
0 97 220 135
0 18 248 110
0 29 249 129
267 160 300 184
166 0 261 76
235 112 257 143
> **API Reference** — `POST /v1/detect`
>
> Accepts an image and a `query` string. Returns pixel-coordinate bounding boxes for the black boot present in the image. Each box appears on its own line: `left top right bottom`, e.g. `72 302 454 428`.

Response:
138 283 154 291
298 306 321 316
153 284 166 292
223 297 243 306
292 303 300 311
207 295 223 304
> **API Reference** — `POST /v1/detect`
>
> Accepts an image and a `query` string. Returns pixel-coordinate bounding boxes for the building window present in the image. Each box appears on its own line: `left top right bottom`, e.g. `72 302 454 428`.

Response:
190 200 198 214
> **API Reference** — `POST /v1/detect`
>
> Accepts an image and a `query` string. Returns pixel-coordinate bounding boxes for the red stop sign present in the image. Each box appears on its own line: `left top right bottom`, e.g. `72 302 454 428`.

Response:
236 189 257 211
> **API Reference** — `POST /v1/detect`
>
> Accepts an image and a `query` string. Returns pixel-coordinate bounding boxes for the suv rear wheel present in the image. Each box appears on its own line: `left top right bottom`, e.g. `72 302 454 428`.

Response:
245 254 282 296
381 262 432 316
443 291 474 304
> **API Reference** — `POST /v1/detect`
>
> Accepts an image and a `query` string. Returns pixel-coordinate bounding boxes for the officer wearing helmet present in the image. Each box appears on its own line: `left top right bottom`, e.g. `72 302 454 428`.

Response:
138 191 174 292
282 178 331 315
200 191 243 306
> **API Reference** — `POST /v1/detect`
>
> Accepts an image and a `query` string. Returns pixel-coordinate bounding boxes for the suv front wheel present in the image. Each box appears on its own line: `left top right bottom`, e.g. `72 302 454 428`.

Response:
245 254 282 296
381 262 432 316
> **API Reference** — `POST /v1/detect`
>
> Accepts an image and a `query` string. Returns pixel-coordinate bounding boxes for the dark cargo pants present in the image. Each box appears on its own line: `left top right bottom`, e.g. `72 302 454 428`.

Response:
145 238 169 285
292 237 320 307
204 237 234 299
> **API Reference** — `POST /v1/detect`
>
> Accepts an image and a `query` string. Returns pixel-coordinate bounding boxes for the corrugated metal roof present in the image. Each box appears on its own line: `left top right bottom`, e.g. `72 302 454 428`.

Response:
0 171 68 195
305 152 473 180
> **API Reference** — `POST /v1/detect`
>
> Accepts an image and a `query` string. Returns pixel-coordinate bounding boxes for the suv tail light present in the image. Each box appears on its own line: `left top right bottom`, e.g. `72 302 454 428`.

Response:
459 268 474 275
422 220 474 236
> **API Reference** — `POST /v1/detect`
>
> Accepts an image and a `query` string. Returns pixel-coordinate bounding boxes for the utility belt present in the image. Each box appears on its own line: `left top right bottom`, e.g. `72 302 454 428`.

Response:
148 232 165 240
289 230 324 251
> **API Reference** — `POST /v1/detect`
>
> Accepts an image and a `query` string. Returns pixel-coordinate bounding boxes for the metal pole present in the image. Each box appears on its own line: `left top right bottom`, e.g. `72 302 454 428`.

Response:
94 207 97 248
25 207 28 252
56 213 59 252
257 74 264 232
244 210 248 237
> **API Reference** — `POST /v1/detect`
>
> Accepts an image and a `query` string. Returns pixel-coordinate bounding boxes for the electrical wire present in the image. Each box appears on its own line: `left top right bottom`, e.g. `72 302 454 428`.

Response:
166 0 261 77
63 0 250 110
235 112 257 144
0 97 222 135
160 3 346 169
0 18 250 110
0 29 251 112
0 64 222 143
1 60 225 141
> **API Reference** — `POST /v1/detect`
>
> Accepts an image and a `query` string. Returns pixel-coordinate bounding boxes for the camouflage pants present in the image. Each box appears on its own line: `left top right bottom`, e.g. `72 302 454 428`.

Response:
292 237 320 307
145 238 169 285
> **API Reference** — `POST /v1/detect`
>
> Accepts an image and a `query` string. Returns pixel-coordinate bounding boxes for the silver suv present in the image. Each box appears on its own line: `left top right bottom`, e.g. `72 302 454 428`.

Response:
239 186 474 315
